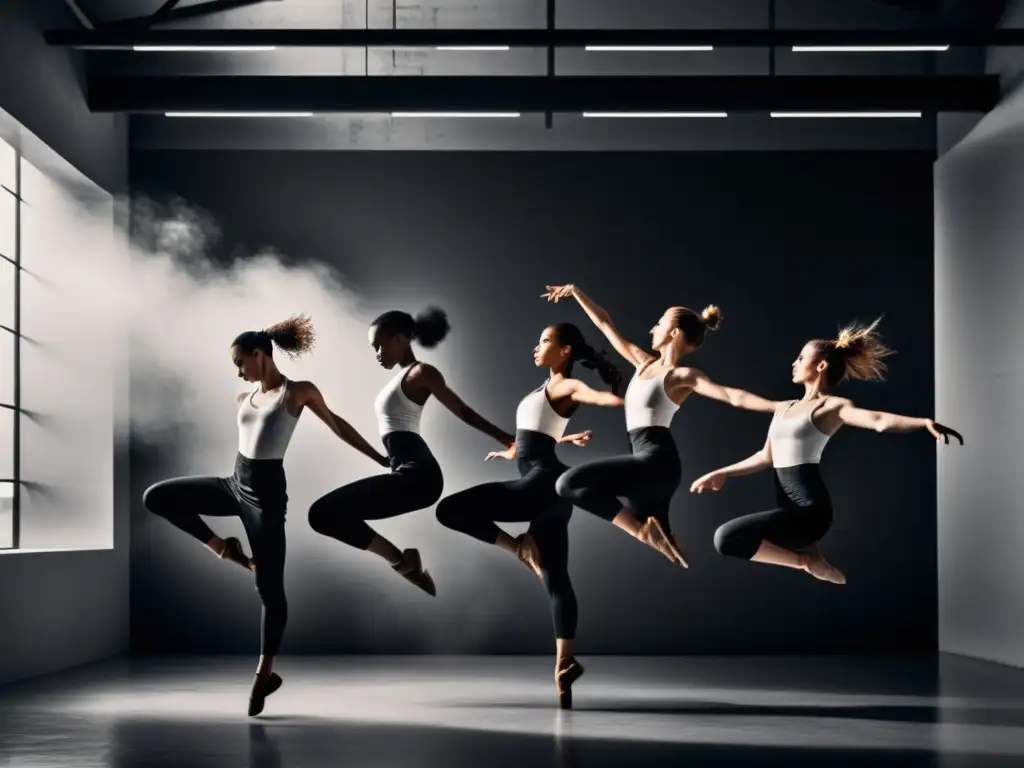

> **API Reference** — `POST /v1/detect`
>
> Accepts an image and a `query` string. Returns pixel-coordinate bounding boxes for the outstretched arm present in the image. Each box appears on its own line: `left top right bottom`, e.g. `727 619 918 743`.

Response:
543 284 654 369
565 379 624 408
419 365 516 448
834 399 964 443
677 368 780 413
691 435 773 492
296 382 389 466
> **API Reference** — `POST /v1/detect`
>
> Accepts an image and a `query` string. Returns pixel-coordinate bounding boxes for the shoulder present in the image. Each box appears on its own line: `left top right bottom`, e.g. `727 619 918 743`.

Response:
408 362 443 386
413 361 440 376
669 366 699 385
288 379 321 402
551 377 583 396
823 395 853 411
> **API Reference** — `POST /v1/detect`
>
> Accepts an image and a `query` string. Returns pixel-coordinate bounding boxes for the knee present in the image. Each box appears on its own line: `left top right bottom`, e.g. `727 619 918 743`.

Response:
554 472 577 501
142 482 169 516
307 498 330 535
255 577 287 609
714 523 756 560
434 497 462 531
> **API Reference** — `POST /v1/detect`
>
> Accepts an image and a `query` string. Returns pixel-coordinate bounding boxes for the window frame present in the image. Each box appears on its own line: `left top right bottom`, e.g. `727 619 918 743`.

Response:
0 145 21 550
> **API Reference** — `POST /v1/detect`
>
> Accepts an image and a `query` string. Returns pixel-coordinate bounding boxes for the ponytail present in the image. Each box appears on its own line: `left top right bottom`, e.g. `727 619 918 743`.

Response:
372 306 451 348
814 316 893 387
550 322 625 394
232 313 316 360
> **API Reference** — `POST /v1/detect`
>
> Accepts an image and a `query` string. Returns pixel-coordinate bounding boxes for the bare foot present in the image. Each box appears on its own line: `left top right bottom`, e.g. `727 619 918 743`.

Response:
217 537 255 572
514 533 543 580
802 553 846 584
393 549 437 596
638 518 688 568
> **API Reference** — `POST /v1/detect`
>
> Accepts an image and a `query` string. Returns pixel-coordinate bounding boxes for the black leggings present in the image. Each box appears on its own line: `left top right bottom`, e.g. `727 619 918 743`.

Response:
714 463 834 560
308 431 444 550
435 430 578 639
555 426 682 532
142 454 288 657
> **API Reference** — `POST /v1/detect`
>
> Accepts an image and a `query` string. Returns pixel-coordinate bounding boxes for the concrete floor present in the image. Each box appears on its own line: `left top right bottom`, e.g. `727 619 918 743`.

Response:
1 654 1023 767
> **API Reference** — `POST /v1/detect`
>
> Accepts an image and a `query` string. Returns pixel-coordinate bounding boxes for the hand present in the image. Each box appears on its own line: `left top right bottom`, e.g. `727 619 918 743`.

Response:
486 444 517 461
541 284 576 303
376 453 390 468
563 430 593 447
690 471 727 494
927 420 964 445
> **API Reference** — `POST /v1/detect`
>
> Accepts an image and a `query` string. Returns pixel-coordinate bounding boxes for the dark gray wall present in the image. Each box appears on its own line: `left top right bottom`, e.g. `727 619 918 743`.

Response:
130 149 938 655
0 1 130 684
935 0 1024 668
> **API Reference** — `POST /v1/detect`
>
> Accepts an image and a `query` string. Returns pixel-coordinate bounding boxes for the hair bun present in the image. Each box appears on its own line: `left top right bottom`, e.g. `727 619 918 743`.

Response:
701 304 723 331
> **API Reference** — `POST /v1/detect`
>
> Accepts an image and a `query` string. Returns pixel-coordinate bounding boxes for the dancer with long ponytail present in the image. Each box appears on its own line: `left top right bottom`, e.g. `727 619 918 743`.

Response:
142 315 386 716
544 284 778 567
436 322 624 709
308 307 516 595
691 318 963 583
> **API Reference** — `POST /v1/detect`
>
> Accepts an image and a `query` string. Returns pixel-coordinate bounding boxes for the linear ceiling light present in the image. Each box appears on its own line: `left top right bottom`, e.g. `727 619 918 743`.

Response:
792 45 949 52
583 112 728 118
134 45 277 52
436 46 510 51
770 111 922 118
164 111 313 117
391 111 521 118
585 45 714 52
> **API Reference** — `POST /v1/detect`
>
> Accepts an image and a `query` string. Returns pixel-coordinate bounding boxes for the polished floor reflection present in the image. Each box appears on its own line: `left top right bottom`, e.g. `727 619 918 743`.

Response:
2 654 1024 767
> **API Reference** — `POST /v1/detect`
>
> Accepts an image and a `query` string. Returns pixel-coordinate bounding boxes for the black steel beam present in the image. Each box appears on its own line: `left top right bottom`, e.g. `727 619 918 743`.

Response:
61 0 96 30
103 0 274 29
87 75 999 113
46 27 1024 49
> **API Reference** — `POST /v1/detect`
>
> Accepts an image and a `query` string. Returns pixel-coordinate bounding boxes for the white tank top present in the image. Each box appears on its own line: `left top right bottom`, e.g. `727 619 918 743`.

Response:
237 377 300 460
515 382 570 440
624 366 679 431
768 399 832 468
374 363 424 437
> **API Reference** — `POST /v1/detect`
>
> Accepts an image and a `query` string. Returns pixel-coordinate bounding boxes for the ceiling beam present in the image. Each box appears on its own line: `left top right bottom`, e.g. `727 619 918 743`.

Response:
46 27 1024 49
87 75 999 113
61 0 96 30
103 0 277 29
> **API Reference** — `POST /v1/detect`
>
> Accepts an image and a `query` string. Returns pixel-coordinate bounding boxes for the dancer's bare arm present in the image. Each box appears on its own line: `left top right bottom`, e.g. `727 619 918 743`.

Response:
553 378 624 408
690 436 773 493
542 284 654 369
416 364 516 448
820 397 964 444
672 368 780 413
292 381 389 466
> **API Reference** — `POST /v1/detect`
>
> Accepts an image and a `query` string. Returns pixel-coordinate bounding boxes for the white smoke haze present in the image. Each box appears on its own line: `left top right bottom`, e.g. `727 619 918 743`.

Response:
83 195 537 651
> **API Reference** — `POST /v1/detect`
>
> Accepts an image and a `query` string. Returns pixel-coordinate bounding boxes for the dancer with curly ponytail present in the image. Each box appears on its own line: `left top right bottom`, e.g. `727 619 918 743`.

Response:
142 314 386 716
435 322 624 709
308 307 517 597
692 318 963 584
544 284 779 569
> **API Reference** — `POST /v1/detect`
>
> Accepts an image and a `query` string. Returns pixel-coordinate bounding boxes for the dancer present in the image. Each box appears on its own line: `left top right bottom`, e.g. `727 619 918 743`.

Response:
691 318 963 584
544 283 778 568
307 307 516 595
435 322 624 709
142 315 386 717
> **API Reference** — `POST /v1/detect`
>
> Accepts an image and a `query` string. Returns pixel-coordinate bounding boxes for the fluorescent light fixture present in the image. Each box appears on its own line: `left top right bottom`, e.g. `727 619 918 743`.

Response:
770 111 922 118
583 112 728 118
164 112 314 118
134 45 277 52
390 112 521 118
792 45 949 52
436 46 510 51
586 45 714 52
